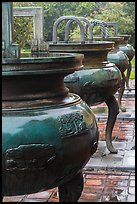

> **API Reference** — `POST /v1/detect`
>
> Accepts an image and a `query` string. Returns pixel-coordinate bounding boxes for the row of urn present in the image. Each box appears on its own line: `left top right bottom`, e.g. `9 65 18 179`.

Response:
2 3 135 202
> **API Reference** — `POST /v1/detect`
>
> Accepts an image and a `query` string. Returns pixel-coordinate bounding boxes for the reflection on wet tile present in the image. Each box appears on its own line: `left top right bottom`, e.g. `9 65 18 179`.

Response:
3 170 135 202
128 187 135 195
126 194 135 202
122 156 135 167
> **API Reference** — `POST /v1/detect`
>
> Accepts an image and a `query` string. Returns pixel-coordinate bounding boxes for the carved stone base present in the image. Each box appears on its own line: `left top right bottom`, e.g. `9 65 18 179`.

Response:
58 172 84 202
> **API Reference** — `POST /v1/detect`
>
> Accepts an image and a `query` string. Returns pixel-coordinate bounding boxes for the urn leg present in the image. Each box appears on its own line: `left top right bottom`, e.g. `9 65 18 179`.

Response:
58 172 84 202
105 95 119 153
125 61 132 91
118 72 126 112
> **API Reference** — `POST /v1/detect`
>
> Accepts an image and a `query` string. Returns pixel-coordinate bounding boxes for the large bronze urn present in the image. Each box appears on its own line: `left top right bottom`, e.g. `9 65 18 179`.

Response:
48 16 122 153
106 22 135 91
118 35 135 90
91 20 130 112
2 3 99 202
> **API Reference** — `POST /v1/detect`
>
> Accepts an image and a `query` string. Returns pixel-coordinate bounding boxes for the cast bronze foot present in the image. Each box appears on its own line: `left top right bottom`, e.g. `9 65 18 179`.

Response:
118 72 126 112
58 172 84 202
126 61 132 91
105 95 119 154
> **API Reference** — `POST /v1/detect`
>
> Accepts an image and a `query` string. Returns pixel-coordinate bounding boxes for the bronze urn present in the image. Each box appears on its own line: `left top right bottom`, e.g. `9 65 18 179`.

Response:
91 20 130 112
48 16 122 153
2 3 99 202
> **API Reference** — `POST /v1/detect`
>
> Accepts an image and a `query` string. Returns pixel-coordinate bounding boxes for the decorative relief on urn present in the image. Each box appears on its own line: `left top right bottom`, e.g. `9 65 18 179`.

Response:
58 112 88 138
5 144 56 171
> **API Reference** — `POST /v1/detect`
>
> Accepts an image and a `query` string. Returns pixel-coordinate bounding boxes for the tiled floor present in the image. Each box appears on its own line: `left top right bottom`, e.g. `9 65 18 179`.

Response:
85 88 135 171
3 80 135 202
3 170 135 202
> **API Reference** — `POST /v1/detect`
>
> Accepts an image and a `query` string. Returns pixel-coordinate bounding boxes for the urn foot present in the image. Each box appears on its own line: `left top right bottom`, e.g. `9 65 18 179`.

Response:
58 172 84 202
126 61 132 91
105 95 119 154
118 72 126 112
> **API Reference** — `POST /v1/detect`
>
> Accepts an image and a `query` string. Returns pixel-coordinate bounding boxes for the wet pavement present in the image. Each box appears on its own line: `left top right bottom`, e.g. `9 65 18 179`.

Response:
3 79 135 202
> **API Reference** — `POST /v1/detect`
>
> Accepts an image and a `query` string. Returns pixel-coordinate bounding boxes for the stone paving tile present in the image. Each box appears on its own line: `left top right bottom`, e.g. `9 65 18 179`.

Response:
126 195 135 202
115 89 135 98
128 187 135 195
3 170 135 202
128 79 135 89
81 170 135 202
92 93 135 121
26 190 53 199
122 156 135 168
3 195 25 202
22 198 47 202
86 143 135 169
85 94 135 171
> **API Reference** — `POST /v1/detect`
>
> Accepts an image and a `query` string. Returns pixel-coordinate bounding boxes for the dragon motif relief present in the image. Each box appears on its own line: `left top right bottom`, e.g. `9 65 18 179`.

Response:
5 144 56 171
57 112 88 137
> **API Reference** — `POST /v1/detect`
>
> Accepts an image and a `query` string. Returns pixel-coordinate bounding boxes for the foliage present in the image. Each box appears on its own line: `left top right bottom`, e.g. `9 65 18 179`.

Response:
13 2 35 49
32 2 98 41
131 56 135 68
13 16 33 49
129 70 135 80
93 2 135 46
124 56 135 79
13 2 135 48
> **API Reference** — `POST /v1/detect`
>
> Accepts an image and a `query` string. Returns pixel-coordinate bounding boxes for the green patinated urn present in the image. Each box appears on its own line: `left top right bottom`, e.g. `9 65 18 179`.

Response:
2 5 99 197
2 53 99 196
93 36 130 113
49 41 122 105
118 34 135 91
118 35 135 61
94 36 129 73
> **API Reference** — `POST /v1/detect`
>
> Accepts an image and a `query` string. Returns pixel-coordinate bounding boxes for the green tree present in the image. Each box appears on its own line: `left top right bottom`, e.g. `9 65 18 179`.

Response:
13 2 35 49
13 2 135 48
34 2 98 41
13 16 33 49
93 2 135 46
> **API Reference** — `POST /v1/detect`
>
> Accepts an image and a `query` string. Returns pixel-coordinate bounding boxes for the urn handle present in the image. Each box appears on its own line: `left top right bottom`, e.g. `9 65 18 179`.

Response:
105 22 119 36
87 20 119 38
64 17 93 42
52 16 86 43
86 19 109 38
